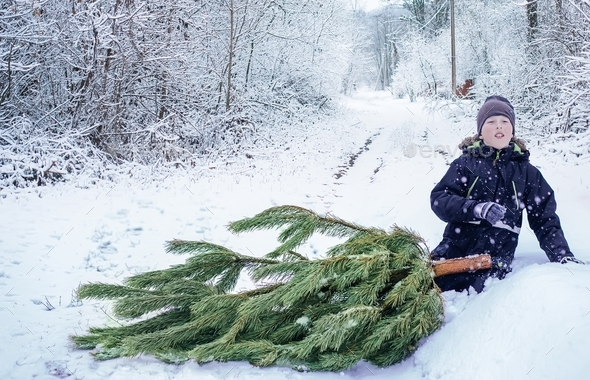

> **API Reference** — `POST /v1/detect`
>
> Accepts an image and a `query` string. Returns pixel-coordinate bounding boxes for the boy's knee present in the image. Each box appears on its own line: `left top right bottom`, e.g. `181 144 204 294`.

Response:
435 271 490 293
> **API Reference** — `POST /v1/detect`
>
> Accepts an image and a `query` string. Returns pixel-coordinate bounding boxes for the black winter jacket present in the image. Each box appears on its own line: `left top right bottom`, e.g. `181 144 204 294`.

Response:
430 137 573 276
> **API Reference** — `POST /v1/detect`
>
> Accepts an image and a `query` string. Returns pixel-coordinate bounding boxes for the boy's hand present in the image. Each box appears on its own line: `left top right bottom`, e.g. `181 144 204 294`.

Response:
474 202 506 225
559 256 585 265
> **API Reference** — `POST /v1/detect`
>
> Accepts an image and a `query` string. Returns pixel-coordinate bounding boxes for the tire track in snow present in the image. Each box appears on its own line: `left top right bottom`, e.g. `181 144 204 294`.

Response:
332 131 382 180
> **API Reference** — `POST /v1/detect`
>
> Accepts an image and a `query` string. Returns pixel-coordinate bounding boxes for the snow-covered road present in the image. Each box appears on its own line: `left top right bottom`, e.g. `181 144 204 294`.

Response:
1 92 589 380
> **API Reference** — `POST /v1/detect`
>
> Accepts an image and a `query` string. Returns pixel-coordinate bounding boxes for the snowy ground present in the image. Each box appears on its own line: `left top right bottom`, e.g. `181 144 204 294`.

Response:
1 91 589 380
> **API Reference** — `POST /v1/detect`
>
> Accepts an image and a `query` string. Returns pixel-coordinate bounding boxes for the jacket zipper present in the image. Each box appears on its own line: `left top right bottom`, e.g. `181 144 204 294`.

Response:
493 151 501 166
511 180 519 209
466 176 479 198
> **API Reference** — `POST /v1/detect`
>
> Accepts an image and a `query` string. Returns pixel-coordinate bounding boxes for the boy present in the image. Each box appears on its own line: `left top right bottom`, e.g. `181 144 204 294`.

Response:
430 96 582 293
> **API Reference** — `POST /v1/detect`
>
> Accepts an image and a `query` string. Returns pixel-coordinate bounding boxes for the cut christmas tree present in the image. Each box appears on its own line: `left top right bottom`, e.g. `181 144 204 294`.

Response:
71 205 490 371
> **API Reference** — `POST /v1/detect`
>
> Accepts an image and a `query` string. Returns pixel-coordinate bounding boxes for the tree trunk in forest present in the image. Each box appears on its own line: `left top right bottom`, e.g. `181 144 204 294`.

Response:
226 0 235 112
526 1 538 41
245 40 254 87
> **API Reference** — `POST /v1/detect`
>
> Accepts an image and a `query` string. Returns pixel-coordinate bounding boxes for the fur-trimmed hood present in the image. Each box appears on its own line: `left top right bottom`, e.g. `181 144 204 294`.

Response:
458 135 528 152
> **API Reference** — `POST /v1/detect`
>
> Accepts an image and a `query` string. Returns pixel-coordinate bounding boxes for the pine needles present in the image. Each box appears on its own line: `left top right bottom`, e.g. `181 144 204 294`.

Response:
71 205 443 371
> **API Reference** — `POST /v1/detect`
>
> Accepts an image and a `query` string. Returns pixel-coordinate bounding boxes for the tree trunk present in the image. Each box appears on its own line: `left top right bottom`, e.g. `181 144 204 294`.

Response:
226 0 235 112
526 1 538 41
432 254 492 277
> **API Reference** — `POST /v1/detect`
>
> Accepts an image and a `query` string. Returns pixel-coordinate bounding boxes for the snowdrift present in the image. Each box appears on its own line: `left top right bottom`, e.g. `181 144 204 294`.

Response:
416 264 590 380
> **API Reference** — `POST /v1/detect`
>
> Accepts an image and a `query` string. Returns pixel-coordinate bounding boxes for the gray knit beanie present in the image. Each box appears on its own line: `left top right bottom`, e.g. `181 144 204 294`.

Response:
476 96 516 136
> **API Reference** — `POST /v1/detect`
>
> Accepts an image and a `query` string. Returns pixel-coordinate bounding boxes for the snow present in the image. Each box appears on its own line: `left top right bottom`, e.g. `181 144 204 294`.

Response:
1 91 589 379
296 316 311 326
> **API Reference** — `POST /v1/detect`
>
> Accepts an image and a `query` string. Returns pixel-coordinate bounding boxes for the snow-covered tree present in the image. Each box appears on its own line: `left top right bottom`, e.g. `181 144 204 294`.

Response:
0 0 353 187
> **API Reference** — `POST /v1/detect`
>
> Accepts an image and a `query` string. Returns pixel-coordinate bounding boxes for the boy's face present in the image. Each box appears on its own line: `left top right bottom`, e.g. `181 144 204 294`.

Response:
479 115 513 149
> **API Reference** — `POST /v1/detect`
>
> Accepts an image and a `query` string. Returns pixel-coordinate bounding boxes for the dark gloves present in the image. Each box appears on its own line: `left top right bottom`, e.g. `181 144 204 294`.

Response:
559 256 585 265
474 202 506 225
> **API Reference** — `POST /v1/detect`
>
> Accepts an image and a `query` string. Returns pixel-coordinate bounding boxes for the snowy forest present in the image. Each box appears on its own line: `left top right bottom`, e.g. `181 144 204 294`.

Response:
1 0 589 189
3 1 590 379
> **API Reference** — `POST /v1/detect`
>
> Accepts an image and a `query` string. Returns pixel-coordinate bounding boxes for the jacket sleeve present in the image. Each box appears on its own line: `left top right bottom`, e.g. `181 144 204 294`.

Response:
524 165 573 262
430 157 480 223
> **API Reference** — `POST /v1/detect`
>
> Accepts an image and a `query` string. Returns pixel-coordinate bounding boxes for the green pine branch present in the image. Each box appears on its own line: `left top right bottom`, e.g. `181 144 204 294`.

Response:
229 205 381 259
124 244 278 293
